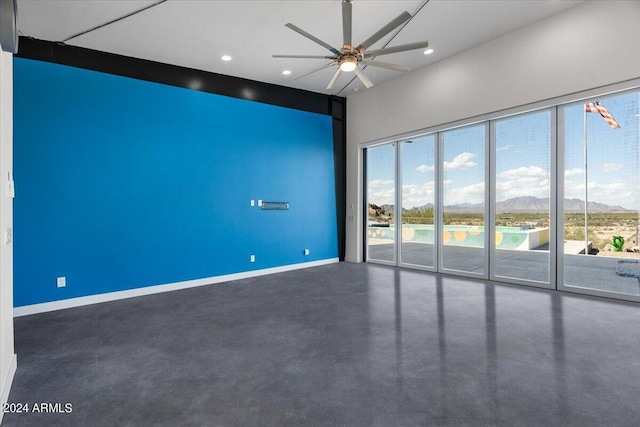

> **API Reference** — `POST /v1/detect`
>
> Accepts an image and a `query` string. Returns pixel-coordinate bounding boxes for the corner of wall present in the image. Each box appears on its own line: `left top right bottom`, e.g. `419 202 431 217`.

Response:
0 48 16 410
345 136 363 263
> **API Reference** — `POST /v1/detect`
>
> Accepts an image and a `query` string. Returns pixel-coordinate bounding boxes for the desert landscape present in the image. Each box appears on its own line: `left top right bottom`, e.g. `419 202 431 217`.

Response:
368 196 640 257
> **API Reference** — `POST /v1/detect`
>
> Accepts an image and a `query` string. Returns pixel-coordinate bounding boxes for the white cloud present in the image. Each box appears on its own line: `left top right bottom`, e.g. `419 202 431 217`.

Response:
498 165 547 179
565 168 584 177
368 179 395 205
496 144 511 152
496 166 549 200
416 164 434 173
602 162 623 173
444 152 476 170
367 187 395 206
368 179 394 188
417 153 478 173
402 181 435 208
564 179 638 209
445 181 485 205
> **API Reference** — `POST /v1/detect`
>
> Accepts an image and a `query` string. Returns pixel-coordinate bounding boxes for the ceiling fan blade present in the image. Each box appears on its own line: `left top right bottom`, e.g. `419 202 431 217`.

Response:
356 11 411 51
327 68 343 90
342 0 352 47
294 62 337 80
273 54 336 59
362 59 409 73
285 23 340 55
353 65 373 88
364 41 430 58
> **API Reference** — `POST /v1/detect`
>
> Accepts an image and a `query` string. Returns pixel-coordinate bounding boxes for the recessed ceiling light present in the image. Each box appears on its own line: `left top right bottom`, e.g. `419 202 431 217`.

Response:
221 55 232 61
282 70 292 75
424 48 434 55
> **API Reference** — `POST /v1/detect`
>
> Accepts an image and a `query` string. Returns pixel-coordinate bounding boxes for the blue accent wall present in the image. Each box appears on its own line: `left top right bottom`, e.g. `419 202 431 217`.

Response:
14 58 337 307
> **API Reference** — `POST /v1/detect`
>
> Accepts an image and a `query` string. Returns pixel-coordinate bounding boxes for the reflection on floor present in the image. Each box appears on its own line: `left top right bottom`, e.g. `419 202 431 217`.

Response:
4 262 639 426
369 243 640 296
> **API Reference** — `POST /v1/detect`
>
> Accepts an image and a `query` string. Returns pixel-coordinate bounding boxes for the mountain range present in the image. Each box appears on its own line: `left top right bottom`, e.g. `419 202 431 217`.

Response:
378 196 628 213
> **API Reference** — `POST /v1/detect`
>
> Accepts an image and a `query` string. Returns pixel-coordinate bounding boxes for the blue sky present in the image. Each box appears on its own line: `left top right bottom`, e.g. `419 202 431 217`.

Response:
368 92 640 211
564 93 639 210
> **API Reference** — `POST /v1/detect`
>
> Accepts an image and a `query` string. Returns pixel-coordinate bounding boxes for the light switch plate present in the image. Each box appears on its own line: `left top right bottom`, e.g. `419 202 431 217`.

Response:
7 181 14 198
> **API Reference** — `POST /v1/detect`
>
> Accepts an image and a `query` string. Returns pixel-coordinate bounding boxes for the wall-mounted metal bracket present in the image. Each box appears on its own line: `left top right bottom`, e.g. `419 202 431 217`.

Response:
261 202 289 210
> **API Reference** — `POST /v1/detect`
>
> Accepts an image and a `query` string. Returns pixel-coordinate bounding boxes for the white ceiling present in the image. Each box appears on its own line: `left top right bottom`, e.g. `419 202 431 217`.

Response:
16 0 584 97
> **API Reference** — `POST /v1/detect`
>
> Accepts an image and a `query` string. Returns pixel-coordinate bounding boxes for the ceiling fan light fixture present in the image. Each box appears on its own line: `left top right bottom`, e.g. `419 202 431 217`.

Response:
339 60 357 72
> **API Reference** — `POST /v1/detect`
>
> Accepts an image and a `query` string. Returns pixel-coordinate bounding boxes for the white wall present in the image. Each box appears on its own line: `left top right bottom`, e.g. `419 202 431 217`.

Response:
0 46 16 417
345 0 640 262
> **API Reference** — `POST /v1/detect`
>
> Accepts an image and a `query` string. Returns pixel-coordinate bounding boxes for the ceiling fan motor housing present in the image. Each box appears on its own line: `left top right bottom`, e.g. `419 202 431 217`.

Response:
339 51 360 68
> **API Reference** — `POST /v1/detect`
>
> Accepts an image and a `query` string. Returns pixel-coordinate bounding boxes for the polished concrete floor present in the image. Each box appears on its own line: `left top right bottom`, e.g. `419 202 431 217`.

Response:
4 262 640 426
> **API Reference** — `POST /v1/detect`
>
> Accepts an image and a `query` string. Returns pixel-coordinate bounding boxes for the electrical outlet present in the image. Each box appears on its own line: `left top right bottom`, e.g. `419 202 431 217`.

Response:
57 277 66 288
304 249 310 255
250 254 255 263
250 200 255 206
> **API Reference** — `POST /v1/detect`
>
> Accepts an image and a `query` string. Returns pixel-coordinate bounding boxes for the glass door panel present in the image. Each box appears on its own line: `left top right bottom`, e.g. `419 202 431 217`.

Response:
561 92 640 298
366 144 396 264
400 136 436 268
492 111 552 285
440 125 488 276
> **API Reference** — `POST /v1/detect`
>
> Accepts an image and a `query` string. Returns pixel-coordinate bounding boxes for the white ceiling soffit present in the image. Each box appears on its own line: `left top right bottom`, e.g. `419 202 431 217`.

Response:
17 0 584 97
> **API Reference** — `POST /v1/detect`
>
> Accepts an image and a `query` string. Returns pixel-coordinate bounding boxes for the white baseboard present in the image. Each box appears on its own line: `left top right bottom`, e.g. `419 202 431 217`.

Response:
0 353 17 425
14 258 339 317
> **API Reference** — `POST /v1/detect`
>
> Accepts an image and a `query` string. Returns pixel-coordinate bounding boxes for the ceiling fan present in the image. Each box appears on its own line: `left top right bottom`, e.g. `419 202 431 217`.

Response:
273 0 429 90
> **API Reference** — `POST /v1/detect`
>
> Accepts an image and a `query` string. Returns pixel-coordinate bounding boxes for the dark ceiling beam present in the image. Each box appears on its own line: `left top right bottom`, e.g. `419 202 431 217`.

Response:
16 37 342 116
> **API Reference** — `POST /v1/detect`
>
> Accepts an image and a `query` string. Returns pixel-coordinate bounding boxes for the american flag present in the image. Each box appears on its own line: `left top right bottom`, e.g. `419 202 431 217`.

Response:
585 101 621 129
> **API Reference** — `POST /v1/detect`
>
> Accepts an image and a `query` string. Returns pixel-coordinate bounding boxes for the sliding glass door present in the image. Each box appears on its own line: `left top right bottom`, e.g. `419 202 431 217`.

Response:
366 144 396 264
439 124 488 277
399 136 436 269
559 92 640 298
491 110 554 287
